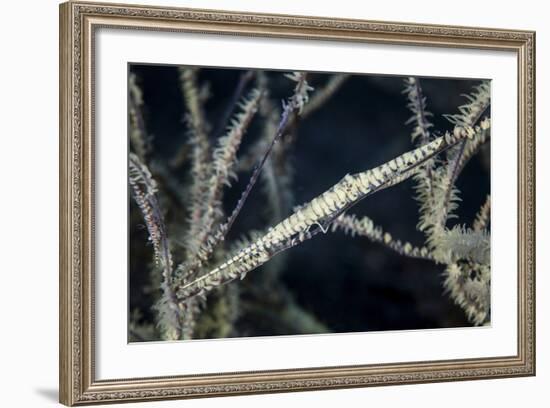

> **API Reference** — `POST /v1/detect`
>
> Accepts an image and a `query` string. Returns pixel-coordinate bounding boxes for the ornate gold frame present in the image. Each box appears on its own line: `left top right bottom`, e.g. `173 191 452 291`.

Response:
59 1 536 405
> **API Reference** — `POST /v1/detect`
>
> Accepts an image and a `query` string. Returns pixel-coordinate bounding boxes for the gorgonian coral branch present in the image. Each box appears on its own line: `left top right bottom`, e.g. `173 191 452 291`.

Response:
301 74 349 118
440 81 491 227
473 195 491 232
176 128 473 300
183 88 263 271
403 77 433 145
172 67 210 169
177 68 215 264
237 73 294 224
418 120 491 249
129 153 181 339
455 120 490 175
444 81 491 128
237 71 341 178
211 73 312 241
211 89 263 198
174 73 313 287
128 73 150 161
257 73 294 222
129 153 172 281
403 77 439 239
332 214 432 260
212 70 256 140
434 225 490 265
443 262 490 326
170 89 263 339
178 298 203 340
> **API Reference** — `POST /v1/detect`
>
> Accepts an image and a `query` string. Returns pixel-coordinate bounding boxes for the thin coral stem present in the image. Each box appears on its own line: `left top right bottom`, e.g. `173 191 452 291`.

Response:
301 74 349 119
128 73 150 160
183 89 263 277
414 81 430 144
129 154 182 337
332 214 433 261
216 73 310 241
172 74 312 286
238 71 347 181
441 97 490 227
171 67 210 170
473 194 491 232
455 127 490 176
227 105 291 233
404 77 436 202
212 70 255 140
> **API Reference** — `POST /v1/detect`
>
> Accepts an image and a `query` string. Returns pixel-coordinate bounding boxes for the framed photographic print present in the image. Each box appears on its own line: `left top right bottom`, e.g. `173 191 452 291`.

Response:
59 1 536 405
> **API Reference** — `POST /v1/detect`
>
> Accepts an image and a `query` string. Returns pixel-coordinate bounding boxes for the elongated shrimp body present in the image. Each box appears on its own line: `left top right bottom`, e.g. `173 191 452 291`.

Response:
176 127 475 300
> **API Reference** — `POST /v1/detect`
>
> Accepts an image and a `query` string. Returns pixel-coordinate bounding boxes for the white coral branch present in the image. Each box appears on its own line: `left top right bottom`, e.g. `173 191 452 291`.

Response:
129 153 181 339
332 213 432 260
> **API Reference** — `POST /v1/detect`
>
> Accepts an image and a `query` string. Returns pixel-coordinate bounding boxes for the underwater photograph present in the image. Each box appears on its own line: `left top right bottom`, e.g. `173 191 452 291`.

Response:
127 64 491 342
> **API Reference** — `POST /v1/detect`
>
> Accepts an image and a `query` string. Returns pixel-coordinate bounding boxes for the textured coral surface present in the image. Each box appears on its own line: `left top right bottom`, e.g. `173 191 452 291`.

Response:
128 65 491 341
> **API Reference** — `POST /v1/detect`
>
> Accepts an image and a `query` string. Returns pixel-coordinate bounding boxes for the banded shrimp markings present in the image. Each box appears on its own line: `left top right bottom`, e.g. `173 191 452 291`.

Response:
176 125 480 301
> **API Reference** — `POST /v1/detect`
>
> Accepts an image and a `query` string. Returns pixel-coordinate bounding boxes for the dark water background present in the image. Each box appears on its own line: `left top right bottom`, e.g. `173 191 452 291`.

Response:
129 63 490 338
